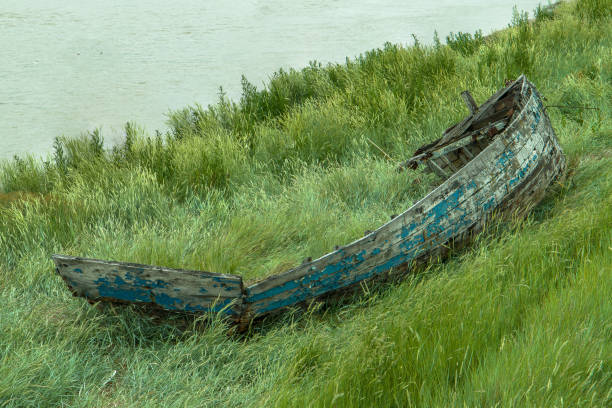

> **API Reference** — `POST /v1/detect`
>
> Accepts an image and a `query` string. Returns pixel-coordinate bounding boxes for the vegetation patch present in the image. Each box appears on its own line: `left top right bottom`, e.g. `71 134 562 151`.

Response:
1 1 610 406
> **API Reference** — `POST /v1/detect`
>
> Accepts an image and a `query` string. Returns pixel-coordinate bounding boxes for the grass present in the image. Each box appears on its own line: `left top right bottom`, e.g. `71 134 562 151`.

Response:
1 0 611 406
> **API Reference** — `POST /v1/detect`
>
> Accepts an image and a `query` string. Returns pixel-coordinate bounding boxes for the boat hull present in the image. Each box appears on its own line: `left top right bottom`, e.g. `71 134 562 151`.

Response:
52 76 566 323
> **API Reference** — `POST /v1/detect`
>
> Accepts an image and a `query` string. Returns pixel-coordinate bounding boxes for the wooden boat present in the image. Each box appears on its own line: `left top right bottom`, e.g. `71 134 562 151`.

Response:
53 75 566 325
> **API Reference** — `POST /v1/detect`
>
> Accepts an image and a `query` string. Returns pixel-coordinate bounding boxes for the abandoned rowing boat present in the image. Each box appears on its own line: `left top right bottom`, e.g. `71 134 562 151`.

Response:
53 75 566 324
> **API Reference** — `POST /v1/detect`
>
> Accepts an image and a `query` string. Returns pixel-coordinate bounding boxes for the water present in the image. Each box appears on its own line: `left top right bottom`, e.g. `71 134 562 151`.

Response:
0 0 545 160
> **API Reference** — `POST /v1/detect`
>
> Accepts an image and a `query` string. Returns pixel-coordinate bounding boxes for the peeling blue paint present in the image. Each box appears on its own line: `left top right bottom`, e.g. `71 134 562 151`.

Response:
246 250 368 304
398 221 419 239
482 197 496 211
94 276 151 303
515 130 522 142
497 150 515 169
154 292 183 309
509 153 538 188
88 268 241 315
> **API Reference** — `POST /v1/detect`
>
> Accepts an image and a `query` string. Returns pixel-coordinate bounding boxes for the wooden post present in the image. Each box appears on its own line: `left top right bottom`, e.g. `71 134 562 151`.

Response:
461 91 478 115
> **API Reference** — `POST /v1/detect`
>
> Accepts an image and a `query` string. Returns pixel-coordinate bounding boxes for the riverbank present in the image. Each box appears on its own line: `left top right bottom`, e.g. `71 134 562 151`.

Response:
1 1 610 406
1 0 549 161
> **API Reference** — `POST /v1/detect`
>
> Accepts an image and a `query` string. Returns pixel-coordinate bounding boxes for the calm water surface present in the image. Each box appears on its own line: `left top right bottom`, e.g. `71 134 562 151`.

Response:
1 0 545 159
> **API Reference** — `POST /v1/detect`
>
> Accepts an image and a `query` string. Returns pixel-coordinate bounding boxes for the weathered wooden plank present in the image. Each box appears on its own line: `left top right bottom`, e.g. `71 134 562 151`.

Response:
53 255 244 315
461 90 478 114
498 144 564 215
400 79 520 171
465 144 479 159
440 155 457 173
401 118 508 171
467 104 514 132
435 76 522 147
427 160 450 179
403 76 526 173
457 148 471 164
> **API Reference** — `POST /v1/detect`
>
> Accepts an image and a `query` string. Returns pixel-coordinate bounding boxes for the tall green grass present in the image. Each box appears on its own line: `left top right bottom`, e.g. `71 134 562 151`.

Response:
1 1 610 406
